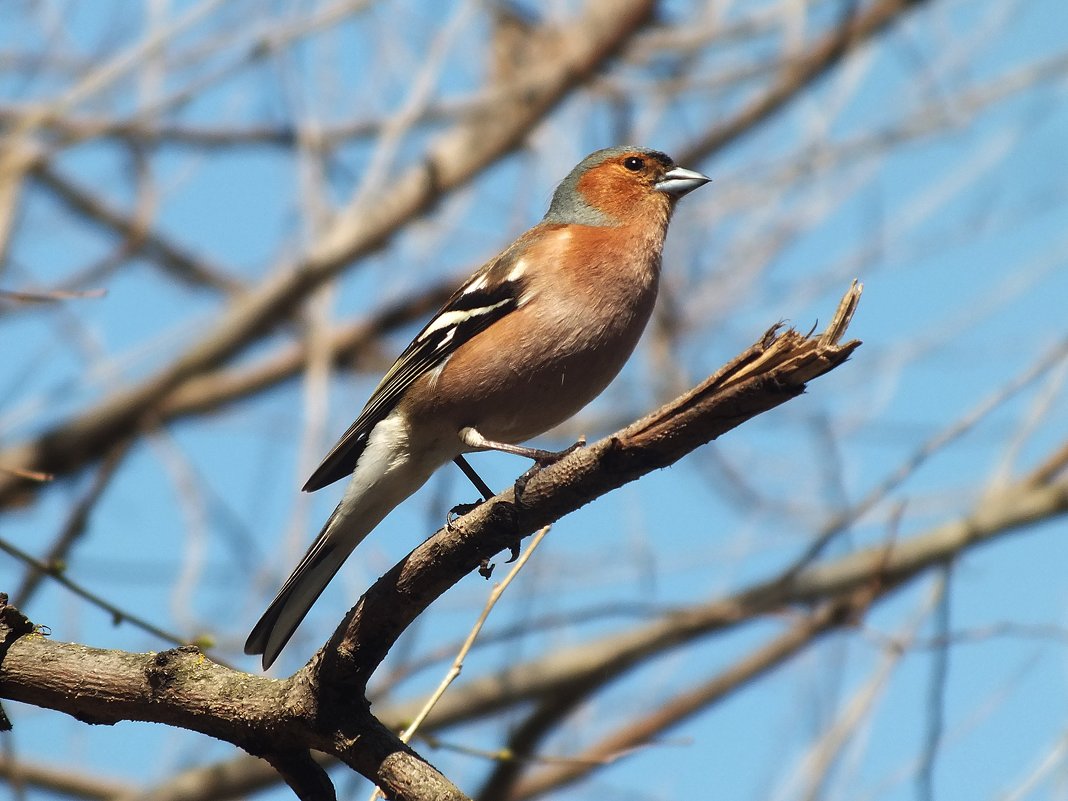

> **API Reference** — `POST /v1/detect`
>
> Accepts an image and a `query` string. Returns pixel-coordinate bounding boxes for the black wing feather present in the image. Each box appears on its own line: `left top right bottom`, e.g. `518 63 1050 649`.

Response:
302 247 529 492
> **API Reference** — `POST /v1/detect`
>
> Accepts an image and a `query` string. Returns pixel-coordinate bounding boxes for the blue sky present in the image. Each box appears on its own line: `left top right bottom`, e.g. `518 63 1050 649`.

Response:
2 1 1068 799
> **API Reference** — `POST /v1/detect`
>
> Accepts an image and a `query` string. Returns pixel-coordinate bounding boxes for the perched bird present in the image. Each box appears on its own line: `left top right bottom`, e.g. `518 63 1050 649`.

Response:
245 146 710 669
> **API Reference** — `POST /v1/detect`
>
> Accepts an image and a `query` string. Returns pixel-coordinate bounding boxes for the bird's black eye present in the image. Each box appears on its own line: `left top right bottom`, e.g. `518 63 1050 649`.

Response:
623 156 644 172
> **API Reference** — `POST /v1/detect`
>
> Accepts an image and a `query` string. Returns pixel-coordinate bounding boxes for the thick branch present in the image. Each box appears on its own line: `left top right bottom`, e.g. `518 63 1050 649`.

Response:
311 284 862 695
376 455 1068 737
0 630 465 801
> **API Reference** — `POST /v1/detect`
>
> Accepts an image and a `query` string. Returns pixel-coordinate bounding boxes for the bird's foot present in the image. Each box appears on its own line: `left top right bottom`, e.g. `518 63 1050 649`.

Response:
477 537 521 579
513 436 586 501
447 499 483 529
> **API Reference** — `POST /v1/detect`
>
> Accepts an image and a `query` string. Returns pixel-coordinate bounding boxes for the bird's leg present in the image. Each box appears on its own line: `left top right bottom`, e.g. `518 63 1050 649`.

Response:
453 455 495 500
457 427 585 563
448 455 494 527
459 427 585 463
459 427 587 501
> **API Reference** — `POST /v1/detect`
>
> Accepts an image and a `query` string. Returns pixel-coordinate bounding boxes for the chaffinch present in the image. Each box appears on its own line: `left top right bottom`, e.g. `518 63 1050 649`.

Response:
245 146 710 669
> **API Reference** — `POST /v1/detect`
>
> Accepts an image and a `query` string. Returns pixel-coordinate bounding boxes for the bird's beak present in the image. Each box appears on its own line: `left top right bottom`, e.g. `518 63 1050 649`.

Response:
654 166 711 197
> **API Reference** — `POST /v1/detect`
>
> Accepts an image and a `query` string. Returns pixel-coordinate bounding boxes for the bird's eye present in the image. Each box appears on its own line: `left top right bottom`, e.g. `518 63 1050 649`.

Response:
623 156 645 172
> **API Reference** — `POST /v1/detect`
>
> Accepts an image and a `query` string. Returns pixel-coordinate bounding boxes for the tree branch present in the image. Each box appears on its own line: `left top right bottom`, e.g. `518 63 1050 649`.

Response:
679 0 929 164
311 284 862 695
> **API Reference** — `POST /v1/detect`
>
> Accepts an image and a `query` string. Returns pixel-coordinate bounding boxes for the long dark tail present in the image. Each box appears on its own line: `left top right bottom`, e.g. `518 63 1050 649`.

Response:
243 502 358 670
245 411 449 670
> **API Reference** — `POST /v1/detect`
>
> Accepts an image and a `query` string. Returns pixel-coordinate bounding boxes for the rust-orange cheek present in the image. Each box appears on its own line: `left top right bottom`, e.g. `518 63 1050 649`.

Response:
576 167 662 223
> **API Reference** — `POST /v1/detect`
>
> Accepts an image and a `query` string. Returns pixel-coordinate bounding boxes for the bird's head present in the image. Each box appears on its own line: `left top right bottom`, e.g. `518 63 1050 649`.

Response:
543 146 710 228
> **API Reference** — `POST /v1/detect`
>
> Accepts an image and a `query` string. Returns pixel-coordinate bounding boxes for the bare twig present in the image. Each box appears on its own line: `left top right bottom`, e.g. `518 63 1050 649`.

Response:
402 526 551 745
0 756 133 801
16 439 131 603
0 535 188 647
0 287 106 304
370 526 552 801
31 163 242 294
509 597 859 800
679 0 929 164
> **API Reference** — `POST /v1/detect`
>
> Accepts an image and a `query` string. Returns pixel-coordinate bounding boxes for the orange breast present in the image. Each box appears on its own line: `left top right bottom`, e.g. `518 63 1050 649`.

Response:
405 223 664 445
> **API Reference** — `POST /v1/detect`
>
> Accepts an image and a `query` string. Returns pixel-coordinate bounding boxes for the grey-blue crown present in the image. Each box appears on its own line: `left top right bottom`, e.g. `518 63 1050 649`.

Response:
542 146 674 226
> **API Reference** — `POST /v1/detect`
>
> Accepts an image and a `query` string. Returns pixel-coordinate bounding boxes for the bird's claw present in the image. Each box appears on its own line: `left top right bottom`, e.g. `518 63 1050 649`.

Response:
476 539 520 580
513 463 539 502
513 436 586 502
447 499 483 529
554 436 587 460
